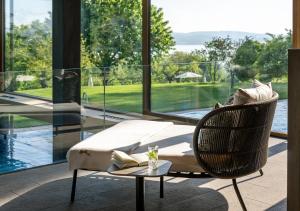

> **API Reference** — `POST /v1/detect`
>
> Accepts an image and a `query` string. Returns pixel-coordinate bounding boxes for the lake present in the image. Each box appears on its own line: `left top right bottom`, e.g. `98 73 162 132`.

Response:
173 44 204 52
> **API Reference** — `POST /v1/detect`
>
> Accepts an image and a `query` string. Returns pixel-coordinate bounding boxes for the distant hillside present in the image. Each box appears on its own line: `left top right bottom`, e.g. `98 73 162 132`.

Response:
173 31 270 45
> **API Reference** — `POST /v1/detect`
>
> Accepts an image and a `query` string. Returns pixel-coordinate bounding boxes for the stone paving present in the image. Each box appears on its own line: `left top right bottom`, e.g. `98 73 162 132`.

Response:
0 137 287 211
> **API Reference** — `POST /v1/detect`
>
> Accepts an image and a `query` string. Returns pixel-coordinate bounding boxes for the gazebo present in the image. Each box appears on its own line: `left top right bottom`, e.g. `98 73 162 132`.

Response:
175 72 202 79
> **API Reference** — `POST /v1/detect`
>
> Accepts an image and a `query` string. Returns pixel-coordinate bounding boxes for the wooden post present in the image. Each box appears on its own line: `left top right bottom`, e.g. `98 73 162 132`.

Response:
294 0 300 48
288 49 300 211
288 1 300 210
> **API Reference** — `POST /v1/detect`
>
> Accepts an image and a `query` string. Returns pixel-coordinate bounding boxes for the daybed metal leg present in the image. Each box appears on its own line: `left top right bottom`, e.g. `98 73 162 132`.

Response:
71 170 78 202
160 176 164 198
232 179 247 211
259 169 264 176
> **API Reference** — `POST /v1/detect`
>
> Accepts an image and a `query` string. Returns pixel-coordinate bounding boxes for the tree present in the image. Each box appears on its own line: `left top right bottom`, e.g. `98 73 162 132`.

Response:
152 51 204 83
257 31 291 80
204 36 235 82
5 13 52 90
233 37 262 67
81 37 95 86
81 37 93 69
82 0 175 70
151 7 176 61
160 63 179 83
109 64 142 85
233 37 262 82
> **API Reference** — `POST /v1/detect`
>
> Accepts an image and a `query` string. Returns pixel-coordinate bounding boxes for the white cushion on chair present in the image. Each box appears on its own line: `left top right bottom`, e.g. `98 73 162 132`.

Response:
233 80 273 105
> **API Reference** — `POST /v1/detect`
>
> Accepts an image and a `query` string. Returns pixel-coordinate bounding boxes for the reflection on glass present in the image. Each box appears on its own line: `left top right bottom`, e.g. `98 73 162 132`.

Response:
0 66 143 174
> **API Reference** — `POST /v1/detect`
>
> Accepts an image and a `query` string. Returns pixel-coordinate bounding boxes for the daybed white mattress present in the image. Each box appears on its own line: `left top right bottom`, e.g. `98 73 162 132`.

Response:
67 120 204 173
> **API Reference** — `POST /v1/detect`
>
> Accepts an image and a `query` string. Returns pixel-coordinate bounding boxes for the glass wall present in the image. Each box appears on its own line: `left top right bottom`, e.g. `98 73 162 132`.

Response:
0 0 145 174
0 0 292 174
0 68 127 174
4 0 52 100
150 0 291 134
80 0 143 114
80 66 143 114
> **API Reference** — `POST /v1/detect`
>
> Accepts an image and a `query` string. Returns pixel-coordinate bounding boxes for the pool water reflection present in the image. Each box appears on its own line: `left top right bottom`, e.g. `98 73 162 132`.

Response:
0 125 95 174
0 126 53 174
171 100 287 133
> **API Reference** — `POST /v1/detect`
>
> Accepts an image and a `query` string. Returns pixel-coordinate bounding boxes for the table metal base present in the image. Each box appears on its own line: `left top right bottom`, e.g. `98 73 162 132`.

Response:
136 177 145 211
135 176 164 211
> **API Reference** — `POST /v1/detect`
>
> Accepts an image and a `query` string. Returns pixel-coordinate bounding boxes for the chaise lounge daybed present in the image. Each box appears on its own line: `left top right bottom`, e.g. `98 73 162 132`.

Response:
67 91 278 211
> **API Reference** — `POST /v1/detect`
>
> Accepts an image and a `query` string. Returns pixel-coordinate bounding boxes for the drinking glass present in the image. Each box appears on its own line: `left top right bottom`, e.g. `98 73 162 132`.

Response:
147 145 158 170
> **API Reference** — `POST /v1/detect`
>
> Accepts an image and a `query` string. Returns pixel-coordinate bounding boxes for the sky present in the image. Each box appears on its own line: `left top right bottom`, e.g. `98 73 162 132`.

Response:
152 0 292 34
6 0 292 34
5 0 51 27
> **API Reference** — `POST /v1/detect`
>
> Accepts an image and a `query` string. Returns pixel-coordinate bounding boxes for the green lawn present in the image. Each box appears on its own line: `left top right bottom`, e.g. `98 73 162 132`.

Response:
17 82 288 113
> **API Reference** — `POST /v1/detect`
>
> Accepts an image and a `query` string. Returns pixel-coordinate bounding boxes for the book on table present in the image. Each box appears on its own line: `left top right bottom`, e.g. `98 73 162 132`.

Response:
111 150 148 169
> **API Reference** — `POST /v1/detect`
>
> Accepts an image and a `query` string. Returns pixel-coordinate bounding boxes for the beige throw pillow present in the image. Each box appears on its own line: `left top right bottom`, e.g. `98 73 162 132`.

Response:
233 80 273 105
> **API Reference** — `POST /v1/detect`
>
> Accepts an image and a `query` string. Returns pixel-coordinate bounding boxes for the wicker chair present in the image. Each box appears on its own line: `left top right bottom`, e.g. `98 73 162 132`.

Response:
193 92 278 211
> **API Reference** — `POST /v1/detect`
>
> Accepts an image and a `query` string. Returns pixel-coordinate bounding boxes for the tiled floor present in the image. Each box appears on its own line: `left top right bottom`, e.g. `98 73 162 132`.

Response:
0 137 287 211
